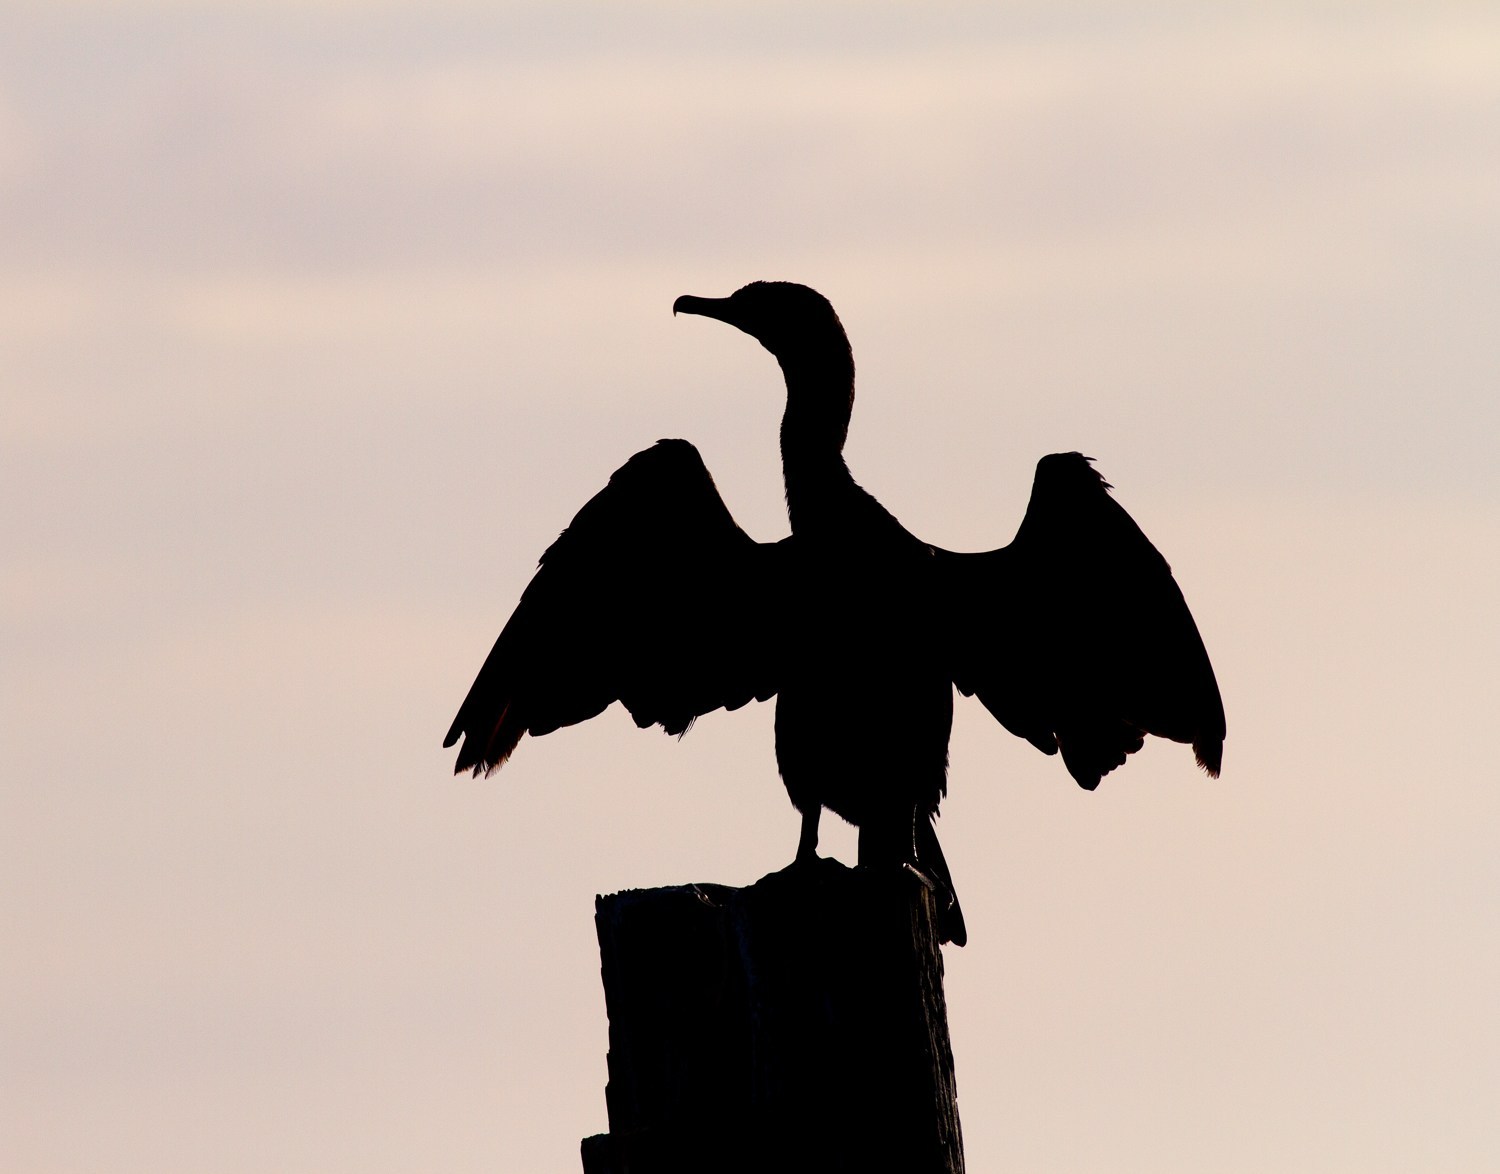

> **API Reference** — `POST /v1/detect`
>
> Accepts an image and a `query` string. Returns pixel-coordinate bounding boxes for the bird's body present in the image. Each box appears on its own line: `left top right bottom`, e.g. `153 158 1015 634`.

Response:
775 510 953 864
754 308 954 870
445 282 1225 946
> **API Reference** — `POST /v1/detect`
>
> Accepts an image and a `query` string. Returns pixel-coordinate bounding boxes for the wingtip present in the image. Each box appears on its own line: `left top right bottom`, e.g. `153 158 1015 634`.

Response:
443 708 466 749
451 748 497 779
450 719 525 779
446 724 486 776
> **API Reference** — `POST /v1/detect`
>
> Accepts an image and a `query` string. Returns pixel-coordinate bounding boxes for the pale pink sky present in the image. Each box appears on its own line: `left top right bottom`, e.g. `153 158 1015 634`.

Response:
4 4 1498 1172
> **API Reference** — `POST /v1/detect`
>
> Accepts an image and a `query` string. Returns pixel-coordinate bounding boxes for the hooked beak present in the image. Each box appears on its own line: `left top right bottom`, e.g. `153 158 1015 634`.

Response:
672 294 739 326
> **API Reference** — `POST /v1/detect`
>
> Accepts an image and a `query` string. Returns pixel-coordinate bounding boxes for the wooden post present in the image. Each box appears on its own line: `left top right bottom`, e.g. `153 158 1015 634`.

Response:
580 858 964 1173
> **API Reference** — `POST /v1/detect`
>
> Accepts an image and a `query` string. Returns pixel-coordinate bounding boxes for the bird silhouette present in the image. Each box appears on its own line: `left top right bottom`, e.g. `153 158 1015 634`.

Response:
444 281 1225 946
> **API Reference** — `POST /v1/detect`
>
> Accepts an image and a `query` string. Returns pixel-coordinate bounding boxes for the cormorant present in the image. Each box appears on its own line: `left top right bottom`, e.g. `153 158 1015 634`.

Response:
445 281 1225 946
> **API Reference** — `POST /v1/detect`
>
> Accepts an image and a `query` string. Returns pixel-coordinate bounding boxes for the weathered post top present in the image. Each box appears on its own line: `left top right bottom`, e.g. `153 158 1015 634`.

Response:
581 858 964 1174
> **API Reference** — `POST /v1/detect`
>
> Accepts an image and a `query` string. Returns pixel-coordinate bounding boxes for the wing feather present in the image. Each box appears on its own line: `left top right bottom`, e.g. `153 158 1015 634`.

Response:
444 440 785 776
937 452 1224 789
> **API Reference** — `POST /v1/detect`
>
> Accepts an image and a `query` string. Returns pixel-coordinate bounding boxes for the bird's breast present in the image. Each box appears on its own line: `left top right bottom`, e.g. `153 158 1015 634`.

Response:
774 542 952 799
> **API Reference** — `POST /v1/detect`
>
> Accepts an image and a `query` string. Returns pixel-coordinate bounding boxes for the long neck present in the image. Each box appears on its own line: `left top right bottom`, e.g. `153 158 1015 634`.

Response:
777 345 856 532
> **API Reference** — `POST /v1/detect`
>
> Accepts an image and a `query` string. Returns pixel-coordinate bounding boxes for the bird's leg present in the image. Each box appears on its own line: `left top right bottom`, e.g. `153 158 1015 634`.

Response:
795 804 821 864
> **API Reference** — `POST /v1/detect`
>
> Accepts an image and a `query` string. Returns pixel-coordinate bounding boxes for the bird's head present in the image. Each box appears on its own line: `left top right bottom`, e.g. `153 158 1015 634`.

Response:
673 281 852 374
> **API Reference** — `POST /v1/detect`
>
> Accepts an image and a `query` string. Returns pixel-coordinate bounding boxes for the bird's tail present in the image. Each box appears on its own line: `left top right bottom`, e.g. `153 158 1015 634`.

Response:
917 814 967 948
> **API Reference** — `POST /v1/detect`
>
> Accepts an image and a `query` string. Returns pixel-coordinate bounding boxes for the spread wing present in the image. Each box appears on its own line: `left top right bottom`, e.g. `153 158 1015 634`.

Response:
936 452 1224 789
444 439 787 776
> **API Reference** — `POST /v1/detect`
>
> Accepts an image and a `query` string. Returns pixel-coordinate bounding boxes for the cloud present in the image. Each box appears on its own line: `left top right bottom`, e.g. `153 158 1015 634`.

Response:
6 7 1499 276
